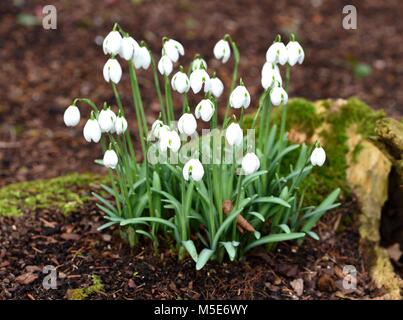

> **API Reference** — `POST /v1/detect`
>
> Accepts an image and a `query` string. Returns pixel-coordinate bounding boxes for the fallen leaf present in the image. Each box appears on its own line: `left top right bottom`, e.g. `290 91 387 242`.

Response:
16 273 38 285
60 233 80 241
290 278 304 296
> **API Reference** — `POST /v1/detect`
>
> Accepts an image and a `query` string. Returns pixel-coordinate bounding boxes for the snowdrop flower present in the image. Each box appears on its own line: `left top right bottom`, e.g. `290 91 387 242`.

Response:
171 70 190 94
158 55 173 76
191 57 207 71
119 36 139 61
214 39 231 63
189 68 210 94
177 113 197 136
209 76 224 98
241 152 260 175
266 40 288 65
114 114 128 135
270 85 288 106
310 146 326 167
286 36 304 66
261 62 282 89
103 30 122 55
183 159 204 182
103 58 122 84
133 46 151 70
163 39 184 63
103 149 118 169
98 107 117 133
226 123 243 146
150 120 164 139
83 113 102 143
195 99 215 122
63 105 80 127
229 85 251 109
159 130 181 153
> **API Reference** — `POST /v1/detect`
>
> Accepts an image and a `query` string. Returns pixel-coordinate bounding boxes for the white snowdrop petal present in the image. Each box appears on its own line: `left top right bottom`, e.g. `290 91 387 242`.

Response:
210 77 224 98
103 150 118 169
183 159 204 182
63 105 80 127
226 123 243 146
115 116 128 135
242 152 260 175
103 31 122 55
214 39 231 63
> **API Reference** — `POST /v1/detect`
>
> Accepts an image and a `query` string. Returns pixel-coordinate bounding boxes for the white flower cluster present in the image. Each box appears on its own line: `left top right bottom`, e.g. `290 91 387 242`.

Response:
263 35 305 106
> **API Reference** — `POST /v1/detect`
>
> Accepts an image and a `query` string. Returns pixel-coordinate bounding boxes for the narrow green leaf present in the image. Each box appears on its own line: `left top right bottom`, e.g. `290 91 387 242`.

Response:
196 248 214 270
244 233 305 252
182 240 198 262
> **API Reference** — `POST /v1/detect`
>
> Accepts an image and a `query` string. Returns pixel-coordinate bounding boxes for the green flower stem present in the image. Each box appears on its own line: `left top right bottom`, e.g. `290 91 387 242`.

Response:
223 36 240 125
280 64 291 140
182 92 189 113
73 97 99 114
151 54 167 123
164 75 175 124
128 61 147 158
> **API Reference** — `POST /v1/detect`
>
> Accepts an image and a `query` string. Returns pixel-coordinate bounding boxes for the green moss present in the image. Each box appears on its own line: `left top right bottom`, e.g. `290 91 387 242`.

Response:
0 173 104 217
66 274 104 300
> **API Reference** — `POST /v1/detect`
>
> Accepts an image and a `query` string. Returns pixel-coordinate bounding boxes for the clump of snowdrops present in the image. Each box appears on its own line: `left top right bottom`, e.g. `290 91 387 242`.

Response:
64 24 339 270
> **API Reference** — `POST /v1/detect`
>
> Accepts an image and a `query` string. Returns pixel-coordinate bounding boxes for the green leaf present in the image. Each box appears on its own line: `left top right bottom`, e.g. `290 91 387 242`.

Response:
253 196 291 208
242 170 268 189
244 232 305 253
220 242 237 261
97 221 118 231
212 207 243 251
196 248 214 270
182 240 198 262
247 211 265 222
92 192 117 213
277 224 291 234
306 231 320 241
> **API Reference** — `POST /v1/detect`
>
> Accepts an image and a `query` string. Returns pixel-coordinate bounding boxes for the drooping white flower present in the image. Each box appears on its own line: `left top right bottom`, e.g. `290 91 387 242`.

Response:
114 115 128 135
226 122 243 146
286 40 304 66
98 107 117 133
133 46 151 70
158 55 173 76
178 113 197 136
213 39 231 63
103 31 122 55
189 68 210 94
191 57 207 71
209 77 224 98
241 152 260 175
119 36 139 61
229 85 251 109
183 159 204 182
266 41 288 65
270 85 288 106
310 146 326 167
83 117 102 143
63 105 80 127
261 62 282 89
195 99 215 122
163 39 184 63
103 58 122 84
159 129 181 153
150 120 164 139
103 149 118 169
171 71 190 94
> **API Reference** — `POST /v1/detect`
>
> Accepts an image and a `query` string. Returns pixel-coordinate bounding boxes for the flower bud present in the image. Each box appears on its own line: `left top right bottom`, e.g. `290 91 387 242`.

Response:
230 85 251 109
98 107 117 133
171 71 190 94
83 118 102 143
103 149 118 169
178 113 197 136
133 46 151 70
163 39 184 63
270 85 288 106
63 105 80 127
226 123 243 146
103 31 122 55
103 58 122 84
119 36 139 61
115 115 128 135
310 147 326 167
266 41 288 65
214 39 231 63
241 152 260 175
209 77 224 98
183 159 204 182
158 55 173 76
195 99 215 122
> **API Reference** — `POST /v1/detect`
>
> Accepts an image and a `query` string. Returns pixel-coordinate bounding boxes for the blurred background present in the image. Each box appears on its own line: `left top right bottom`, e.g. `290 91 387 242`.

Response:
0 0 402 186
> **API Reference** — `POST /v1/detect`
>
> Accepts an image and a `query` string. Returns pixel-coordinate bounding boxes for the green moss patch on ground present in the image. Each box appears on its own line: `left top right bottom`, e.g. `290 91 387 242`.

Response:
0 173 104 217
66 274 105 300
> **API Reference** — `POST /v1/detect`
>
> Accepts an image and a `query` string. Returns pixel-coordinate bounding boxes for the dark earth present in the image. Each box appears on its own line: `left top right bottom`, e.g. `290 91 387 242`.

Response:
0 0 402 299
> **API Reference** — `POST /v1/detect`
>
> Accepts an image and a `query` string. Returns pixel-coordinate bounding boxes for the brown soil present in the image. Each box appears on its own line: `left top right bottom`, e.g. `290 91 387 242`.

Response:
0 196 385 300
